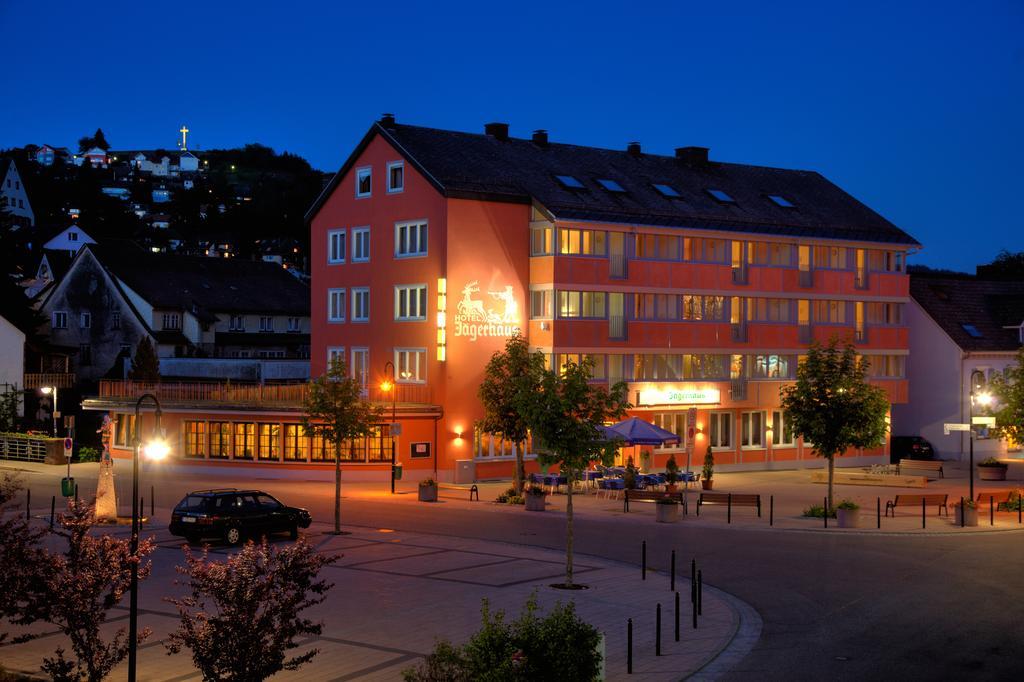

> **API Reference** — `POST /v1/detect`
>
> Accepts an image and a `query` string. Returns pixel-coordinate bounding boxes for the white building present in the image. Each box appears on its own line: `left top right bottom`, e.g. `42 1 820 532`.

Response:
41 224 97 256
892 273 1024 460
0 314 26 416
0 159 35 228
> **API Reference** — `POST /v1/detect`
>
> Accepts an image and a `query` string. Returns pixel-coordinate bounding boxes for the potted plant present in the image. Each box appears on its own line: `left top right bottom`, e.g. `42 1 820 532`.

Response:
623 457 639 490
701 446 714 491
835 499 860 528
664 454 680 493
655 497 680 523
524 485 547 511
418 478 438 502
956 498 979 526
978 457 1008 481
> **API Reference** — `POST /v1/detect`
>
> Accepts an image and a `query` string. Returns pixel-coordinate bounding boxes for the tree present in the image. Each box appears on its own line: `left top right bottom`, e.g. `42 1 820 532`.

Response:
301 357 382 534
166 538 338 682
986 348 1024 446
478 332 546 494
38 500 155 682
779 339 889 510
976 249 1024 281
522 358 629 587
128 337 160 381
0 384 21 432
0 474 48 645
78 128 110 152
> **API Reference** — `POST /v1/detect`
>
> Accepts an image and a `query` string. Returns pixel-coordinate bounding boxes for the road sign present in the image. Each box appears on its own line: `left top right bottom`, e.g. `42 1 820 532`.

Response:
63 437 73 459
972 416 996 426
687 407 697 428
943 423 969 434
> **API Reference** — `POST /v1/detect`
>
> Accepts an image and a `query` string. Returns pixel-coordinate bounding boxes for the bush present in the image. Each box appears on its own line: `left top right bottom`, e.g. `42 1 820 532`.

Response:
526 485 545 497
835 499 859 511
507 495 525 505
419 479 436 487
665 454 680 484
999 491 1024 512
75 447 101 463
403 595 601 682
702 445 715 480
803 504 836 518
978 457 1005 467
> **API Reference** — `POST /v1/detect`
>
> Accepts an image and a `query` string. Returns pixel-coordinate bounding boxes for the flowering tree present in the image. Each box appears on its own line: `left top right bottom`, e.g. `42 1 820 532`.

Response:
166 537 338 681
0 474 48 645
987 348 1024 446
39 500 155 682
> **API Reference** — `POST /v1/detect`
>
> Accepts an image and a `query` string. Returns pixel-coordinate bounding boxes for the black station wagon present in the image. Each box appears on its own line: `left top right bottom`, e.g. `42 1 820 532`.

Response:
169 489 312 545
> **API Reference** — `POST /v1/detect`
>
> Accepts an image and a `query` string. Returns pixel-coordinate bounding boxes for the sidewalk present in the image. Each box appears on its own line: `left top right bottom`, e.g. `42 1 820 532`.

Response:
0 520 755 681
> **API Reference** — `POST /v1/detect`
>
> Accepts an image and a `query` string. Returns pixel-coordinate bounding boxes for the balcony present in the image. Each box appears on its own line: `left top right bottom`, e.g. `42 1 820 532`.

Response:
24 373 75 389
94 380 435 408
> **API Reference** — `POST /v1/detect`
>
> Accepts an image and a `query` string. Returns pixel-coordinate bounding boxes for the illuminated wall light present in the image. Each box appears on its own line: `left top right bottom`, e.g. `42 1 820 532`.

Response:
436 278 447 362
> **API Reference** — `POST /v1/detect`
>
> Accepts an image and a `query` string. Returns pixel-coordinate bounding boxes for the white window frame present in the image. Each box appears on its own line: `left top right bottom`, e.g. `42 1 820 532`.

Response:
351 347 369 392
162 313 180 330
395 347 427 383
394 284 428 321
395 221 428 258
111 311 121 330
229 314 245 331
355 166 371 198
351 287 370 322
328 229 346 264
352 226 370 262
741 410 766 449
771 410 795 447
328 288 346 323
80 312 91 329
386 161 404 194
708 411 732 449
52 311 67 329
259 316 274 332
327 347 345 370
287 317 301 332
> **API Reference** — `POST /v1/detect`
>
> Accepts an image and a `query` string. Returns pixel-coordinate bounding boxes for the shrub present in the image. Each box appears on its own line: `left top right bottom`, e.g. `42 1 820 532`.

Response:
419 479 436 487
665 454 680 484
526 485 545 497
702 445 715 480
978 457 1005 467
999 491 1024 512
76 447 101 463
835 499 859 511
403 595 601 682
507 495 525 505
803 504 836 518
495 494 509 504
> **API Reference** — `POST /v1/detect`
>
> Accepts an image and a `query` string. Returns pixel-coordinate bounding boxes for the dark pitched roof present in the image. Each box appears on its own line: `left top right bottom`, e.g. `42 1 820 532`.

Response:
307 120 920 246
910 273 1024 352
86 242 310 316
41 249 74 280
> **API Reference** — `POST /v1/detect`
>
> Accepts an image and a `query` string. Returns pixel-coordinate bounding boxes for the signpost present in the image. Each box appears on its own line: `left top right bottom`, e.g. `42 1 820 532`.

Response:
943 423 969 435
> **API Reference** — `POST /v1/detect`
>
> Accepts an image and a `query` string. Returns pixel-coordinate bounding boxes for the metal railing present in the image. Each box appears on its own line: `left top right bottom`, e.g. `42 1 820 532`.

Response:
24 373 75 389
97 380 433 405
0 434 51 462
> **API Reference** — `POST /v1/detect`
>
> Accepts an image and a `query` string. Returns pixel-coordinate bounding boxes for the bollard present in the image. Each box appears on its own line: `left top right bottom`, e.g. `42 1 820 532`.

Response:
641 540 646 581
769 495 774 526
877 497 881 529
990 496 994 526
656 603 662 656
697 570 703 616
151 485 155 517
670 550 676 592
627 618 633 674
692 588 698 629
1019 494 1022 525
50 495 55 529
961 496 965 528
727 493 732 524
675 590 680 642
690 559 696 604
141 497 145 523
922 497 926 530
74 483 78 503
824 497 828 529
26 488 31 520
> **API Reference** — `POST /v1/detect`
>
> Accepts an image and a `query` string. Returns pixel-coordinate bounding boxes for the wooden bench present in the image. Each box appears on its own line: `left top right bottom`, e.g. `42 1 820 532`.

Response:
436 483 479 501
884 493 948 517
696 492 761 519
897 459 944 478
975 491 1013 506
623 489 686 514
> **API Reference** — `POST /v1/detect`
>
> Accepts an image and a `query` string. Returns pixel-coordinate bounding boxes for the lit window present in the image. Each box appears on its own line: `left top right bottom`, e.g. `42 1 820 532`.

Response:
395 221 428 258
355 167 371 197
328 229 346 263
328 289 346 322
395 348 427 383
597 179 626 192
387 162 404 193
707 189 734 203
653 183 680 197
768 194 794 208
555 175 585 189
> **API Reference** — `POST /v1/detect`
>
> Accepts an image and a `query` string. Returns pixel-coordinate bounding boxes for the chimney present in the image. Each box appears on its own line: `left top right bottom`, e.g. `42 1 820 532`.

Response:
484 122 510 141
675 146 709 164
627 141 642 156
379 113 396 128
532 129 549 146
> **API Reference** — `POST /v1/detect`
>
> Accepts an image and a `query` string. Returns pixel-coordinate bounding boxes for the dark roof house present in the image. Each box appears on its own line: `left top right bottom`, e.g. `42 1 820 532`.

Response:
910 273 1024 352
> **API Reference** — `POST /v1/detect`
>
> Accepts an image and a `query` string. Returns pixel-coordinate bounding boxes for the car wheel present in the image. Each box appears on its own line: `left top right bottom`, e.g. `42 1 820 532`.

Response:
289 524 299 540
224 526 242 546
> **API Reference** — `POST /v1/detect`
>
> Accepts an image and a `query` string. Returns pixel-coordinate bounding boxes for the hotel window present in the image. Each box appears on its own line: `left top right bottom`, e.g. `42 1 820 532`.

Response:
351 288 370 322
558 228 606 256
287 317 301 332
368 425 392 462
684 237 727 263
866 302 902 325
869 355 905 378
813 300 846 324
209 422 231 459
635 234 679 260
257 423 280 461
80 312 91 329
352 227 370 262
813 245 846 269
229 315 245 331
283 424 310 462
355 167 371 197
328 289 346 322
681 295 725 321
395 284 427 320
395 221 428 257
114 414 137 447
685 354 728 380
608 354 629 385
52 311 67 329
558 291 606 318
310 432 330 462
351 348 369 392
751 242 791 266
652 413 685 450
747 298 790 322
634 354 683 381
771 411 795 447
387 161 404 193
233 422 255 460
555 353 607 380
708 412 732 449
749 355 792 379
184 421 206 458
531 225 554 255
530 290 553 318
634 293 676 320
259 316 274 332
327 347 345 369
395 348 426 383
111 311 121 330
328 229 346 263
741 411 766 448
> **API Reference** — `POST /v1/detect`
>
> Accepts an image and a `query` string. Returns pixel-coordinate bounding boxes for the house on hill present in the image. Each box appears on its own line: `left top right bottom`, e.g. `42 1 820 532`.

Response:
33 145 71 166
1 158 35 228
41 224 97 256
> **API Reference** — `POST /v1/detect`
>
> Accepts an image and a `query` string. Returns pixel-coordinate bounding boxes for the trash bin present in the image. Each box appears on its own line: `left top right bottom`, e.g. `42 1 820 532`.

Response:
393 463 403 481
61 477 75 497
455 459 475 485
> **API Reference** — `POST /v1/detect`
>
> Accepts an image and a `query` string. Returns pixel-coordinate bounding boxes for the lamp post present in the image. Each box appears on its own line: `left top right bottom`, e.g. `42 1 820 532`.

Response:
968 374 993 502
40 386 57 436
127 393 169 682
382 361 397 494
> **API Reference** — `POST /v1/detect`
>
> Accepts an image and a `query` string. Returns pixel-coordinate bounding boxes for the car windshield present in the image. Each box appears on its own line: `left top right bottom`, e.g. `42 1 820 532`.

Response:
175 495 211 512
256 493 282 510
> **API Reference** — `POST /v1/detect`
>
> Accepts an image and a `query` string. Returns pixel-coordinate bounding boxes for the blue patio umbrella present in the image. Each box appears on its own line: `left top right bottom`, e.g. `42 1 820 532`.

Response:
607 417 681 446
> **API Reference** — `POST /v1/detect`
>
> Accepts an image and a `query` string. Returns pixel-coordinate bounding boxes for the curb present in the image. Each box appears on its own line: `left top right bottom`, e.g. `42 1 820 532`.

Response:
687 584 763 681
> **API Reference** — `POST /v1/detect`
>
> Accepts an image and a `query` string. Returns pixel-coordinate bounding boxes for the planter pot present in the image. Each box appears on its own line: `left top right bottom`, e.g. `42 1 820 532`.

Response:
525 494 547 511
836 508 859 529
978 465 1008 481
665 483 678 494
956 506 979 526
701 479 714 491
418 485 438 502
655 503 680 523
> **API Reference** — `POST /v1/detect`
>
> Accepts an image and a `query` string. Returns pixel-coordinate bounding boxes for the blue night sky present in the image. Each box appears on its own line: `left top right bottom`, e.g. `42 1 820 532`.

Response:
2 1 1021 271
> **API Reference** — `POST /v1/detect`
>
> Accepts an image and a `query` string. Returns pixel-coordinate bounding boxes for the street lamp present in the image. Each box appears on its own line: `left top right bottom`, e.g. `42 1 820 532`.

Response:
968 371 993 502
127 393 168 682
40 386 57 436
382 361 397 494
